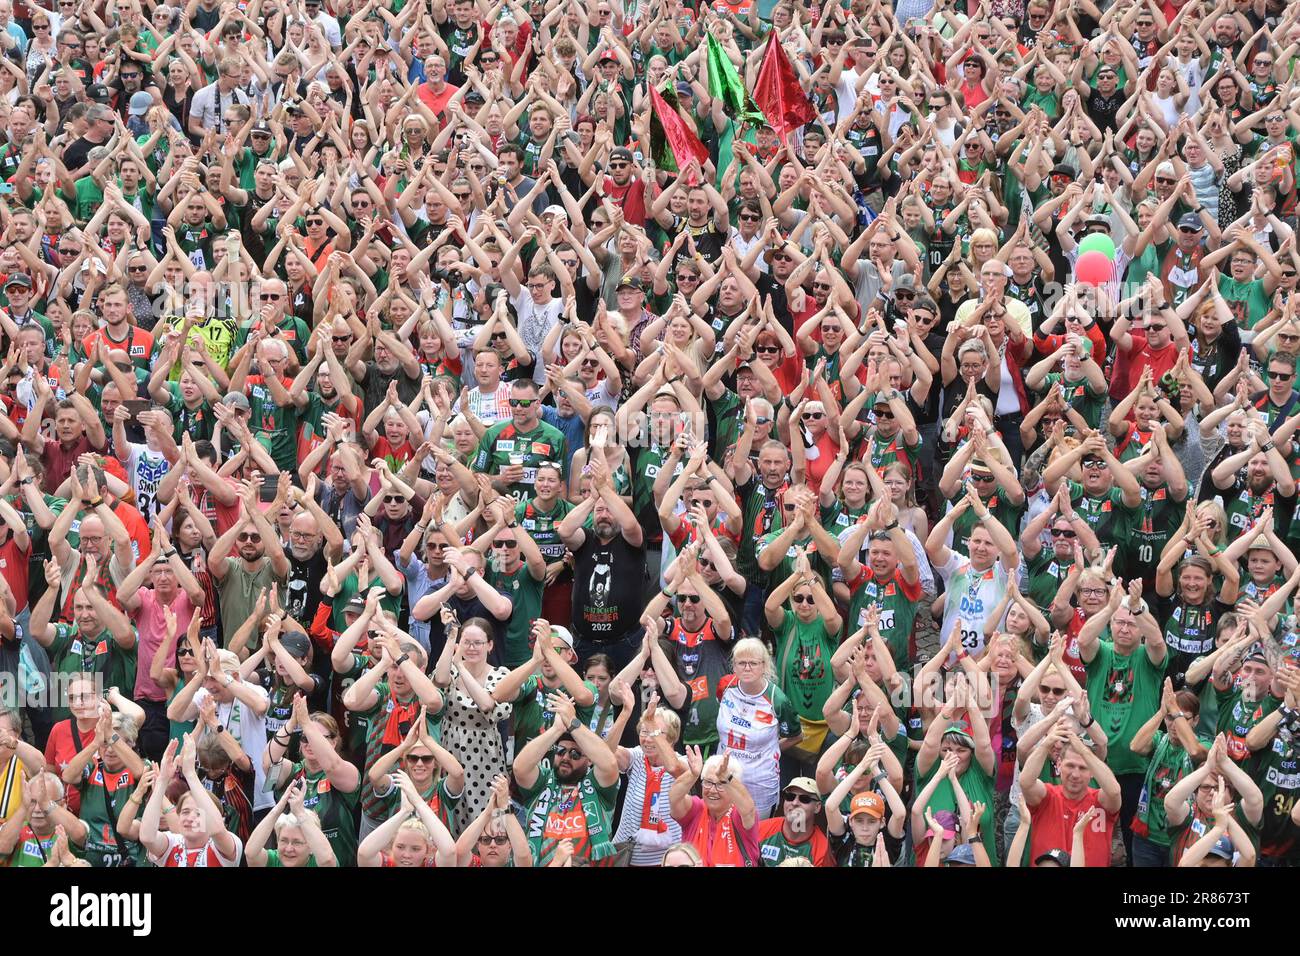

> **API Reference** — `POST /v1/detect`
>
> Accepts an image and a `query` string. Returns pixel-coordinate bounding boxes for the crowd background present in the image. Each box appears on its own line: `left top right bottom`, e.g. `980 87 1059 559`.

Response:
0 0 1297 870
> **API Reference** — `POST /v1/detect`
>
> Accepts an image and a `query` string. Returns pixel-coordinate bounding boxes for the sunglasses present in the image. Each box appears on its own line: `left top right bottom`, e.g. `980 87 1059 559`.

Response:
1146 324 1167 332
306 218 324 226
405 753 437 765
802 411 825 420
332 334 352 343
791 594 814 605
128 265 148 273
608 161 629 169
383 495 406 504
1081 458 1105 469
1155 177 1175 185
1269 370 1295 380
479 834 510 846
678 594 701 604
509 398 536 407
492 539 518 548
1283 271 1299 279
756 345 780 354
261 293 284 301
491 332 508 341
739 213 761 222
237 532 262 542
971 472 995 482
176 646 195 658
782 791 818 804
552 746 584 759
1049 528 1077 538
874 408 894 419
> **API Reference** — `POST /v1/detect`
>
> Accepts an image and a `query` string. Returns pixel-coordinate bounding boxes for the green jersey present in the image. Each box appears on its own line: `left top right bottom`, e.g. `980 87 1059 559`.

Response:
246 374 301 473
358 685 440 819
511 675 597 752
1042 372 1106 430
1084 640 1168 776
488 561 544 667
1133 729 1205 847
264 850 319 866
915 759 998 865
288 763 360 867
1248 723 1300 858
1066 480 1140 550
774 610 836 722
1217 273 1272 329
1128 482 1183 578
48 625 137 720
1026 547 1075 616
163 384 215 443
844 566 923 669
76 763 139 867
515 497 573 563
518 762 619 866
472 419 567 498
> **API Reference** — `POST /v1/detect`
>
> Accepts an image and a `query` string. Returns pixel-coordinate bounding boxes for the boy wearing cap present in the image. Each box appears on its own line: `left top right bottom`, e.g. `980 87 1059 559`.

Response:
755 777 835 866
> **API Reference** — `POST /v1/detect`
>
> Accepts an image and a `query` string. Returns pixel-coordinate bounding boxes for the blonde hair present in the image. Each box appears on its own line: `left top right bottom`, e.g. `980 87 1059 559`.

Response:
730 637 775 681
639 707 682 744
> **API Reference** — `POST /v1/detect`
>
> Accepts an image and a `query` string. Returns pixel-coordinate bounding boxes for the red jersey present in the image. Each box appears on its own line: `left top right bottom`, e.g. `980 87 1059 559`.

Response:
82 325 154 369
604 177 647 226
1028 783 1118 867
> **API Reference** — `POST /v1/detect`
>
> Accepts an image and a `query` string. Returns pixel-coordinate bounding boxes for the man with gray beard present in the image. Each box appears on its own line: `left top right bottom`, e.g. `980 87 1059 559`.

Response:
281 479 344 630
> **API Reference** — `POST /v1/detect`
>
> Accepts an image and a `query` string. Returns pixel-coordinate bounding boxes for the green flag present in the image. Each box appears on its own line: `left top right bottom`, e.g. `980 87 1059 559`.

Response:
706 33 765 126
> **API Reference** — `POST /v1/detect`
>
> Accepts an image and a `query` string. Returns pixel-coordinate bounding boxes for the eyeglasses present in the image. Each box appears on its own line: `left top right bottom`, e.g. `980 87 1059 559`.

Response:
479 834 510 846
1079 587 1108 598
1040 685 1067 697
237 532 262 542
526 281 551 290
508 398 536 407
791 594 814 605
1050 528 1076 538
802 411 824 420
492 539 518 549
678 593 701 604
701 778 728 791
782 790 819 804
739 213 761 222
405 753 437 765
1270 370 1295 380
1146 324 1167 333
552 746 584 759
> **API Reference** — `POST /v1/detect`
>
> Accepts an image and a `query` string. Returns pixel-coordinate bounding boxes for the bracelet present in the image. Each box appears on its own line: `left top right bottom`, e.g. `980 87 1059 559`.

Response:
89 496 104 508
394 653 411 667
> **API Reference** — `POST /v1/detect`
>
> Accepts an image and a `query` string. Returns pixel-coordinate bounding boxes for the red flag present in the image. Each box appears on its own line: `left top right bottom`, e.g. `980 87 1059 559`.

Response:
754 32 817 139
649 84 710 174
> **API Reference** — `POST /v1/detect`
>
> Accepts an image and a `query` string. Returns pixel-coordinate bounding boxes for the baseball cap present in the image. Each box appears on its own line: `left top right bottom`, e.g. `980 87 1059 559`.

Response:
1085 212 1111 229
1177 213 1204 231
251 120 272 136
465 90 485 105
222 391 251 411
942 722 975 748
541 204 568 220
946 844 977 866
785 777 820 798
4 273 32 290
676 82 693 96
1035 848 1071 867
128 91 153 116
610 146 634 163
1208 836 1235 861
849 791 885 819
549 624 575 649
932 810 958 839
1050 164 1074 179
86 84 112 104
279 632 311 659
616 274 643 291
599 48 618 61
344 595 367 616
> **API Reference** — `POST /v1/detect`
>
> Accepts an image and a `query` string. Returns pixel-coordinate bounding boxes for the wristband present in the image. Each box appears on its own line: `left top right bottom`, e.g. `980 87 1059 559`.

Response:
1081 716 1095 728
89 496 104 508
883 521 899 533
1262 440 1276 452
162 549 177 559
394 653 411 668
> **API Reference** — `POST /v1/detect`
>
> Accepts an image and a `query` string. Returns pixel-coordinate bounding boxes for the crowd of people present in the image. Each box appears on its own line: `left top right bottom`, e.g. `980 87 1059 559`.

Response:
0 0 1297 871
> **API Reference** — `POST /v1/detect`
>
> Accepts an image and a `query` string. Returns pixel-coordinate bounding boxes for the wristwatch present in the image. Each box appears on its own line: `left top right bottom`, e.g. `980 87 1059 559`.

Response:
394 653 411 668
566 717 582 734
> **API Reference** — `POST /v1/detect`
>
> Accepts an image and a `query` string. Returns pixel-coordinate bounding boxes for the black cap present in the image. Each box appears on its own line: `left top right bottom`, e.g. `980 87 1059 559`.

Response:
86 84 112 103
251 120 272 135
610 146 634 162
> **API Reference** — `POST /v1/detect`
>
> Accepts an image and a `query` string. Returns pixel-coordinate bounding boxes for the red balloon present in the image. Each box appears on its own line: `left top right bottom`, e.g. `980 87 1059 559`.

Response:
1075 250 1113 287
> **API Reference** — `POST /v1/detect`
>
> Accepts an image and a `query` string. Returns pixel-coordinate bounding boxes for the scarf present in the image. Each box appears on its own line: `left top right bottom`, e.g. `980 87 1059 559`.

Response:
380 694 420 748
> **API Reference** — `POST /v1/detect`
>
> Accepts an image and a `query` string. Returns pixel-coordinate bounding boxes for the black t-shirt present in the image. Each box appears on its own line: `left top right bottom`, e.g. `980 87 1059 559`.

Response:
360 361 422 417
429 592 504 667
63 134 106 173
1086 89 1124 132
286 550 328 630
755 272 792 334
571 531 646 646
833 827 905 867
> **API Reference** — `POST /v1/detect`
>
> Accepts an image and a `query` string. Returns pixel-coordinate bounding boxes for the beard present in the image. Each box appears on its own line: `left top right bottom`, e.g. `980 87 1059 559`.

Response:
594 518 615 538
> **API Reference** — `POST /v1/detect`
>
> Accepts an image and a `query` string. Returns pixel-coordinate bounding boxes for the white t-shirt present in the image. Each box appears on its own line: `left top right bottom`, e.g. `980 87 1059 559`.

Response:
149 831 243 867
193 683 272 809
716 681 787 814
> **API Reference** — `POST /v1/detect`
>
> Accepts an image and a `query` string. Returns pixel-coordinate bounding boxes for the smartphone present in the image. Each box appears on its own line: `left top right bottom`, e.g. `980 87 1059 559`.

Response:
259 474 278 502
122 398 150 423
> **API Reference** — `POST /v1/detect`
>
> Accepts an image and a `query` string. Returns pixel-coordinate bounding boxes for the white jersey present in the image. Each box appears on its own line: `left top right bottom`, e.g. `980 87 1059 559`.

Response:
715 678 797 816
936 551 1011 663
125 443 171 523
